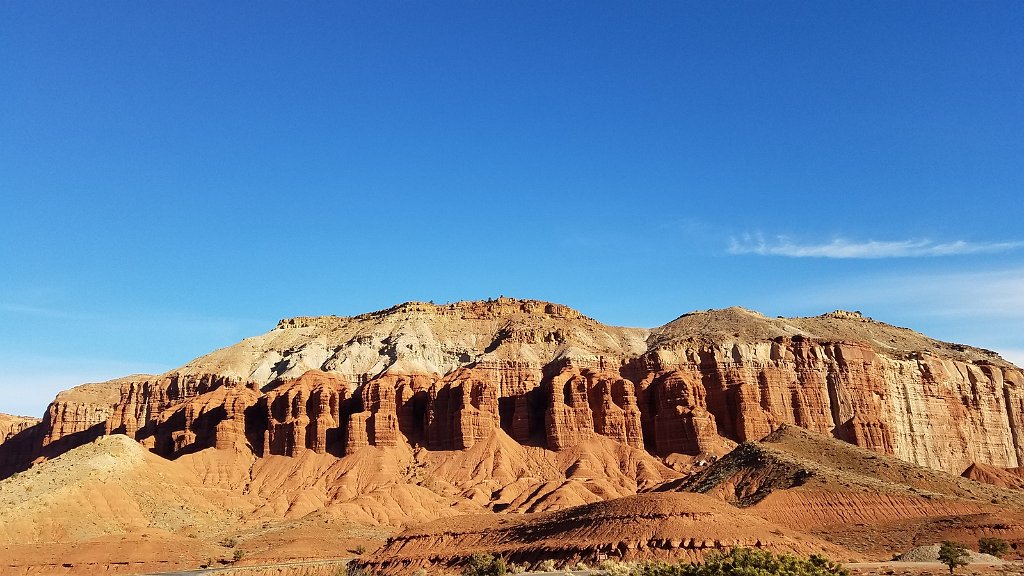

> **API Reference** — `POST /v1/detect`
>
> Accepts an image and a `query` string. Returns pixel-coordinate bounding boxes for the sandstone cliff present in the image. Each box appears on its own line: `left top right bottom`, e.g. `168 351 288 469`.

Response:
4 299 1022 479
0 415 38 444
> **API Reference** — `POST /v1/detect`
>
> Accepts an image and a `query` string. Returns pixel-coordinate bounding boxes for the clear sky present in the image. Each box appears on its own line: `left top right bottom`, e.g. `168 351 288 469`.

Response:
2 2 1022 417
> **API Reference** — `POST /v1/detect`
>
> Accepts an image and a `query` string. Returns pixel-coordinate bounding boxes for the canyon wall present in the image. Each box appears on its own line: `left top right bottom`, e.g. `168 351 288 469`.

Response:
5 300 1022 477
634 337 1024 474
0 415 38 444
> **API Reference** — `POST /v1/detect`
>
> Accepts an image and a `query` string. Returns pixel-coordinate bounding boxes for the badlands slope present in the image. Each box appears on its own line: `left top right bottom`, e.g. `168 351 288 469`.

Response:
1 298 1023 572
366 425 1024 572
667 425 1024 558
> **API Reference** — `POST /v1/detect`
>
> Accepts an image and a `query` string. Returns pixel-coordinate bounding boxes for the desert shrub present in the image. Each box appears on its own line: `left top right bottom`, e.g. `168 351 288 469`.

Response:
570 561 589 570
538 559 557 571
599 559 638 576
506 562 527 574
938 541 970 574
412 569 429 576
354 545 367 555
463 553 507 576
221 537 238 548
232 549 245 562
978 537 1010 558
634 547 848 576
346 563 376 576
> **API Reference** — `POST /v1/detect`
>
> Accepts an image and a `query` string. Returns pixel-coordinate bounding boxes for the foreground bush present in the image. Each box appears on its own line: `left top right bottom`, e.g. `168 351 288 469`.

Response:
634 547 848 576
978 537 1010 558
463 552 507 576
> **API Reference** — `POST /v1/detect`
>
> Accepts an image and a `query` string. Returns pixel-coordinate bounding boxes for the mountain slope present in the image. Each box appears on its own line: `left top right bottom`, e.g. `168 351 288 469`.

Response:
2 299 1024 573
364 491 859 574
4 298 1023 479
665 425 1024 558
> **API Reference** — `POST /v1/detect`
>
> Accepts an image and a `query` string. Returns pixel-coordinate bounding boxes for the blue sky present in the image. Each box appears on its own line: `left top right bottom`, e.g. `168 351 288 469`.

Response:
2 2 1022 417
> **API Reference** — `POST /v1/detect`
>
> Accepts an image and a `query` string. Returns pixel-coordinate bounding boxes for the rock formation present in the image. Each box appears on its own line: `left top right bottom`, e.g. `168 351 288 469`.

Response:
263 370 350 456
0 415 37 444
4 299 1023 479
5 299 1024 575
963 462 1024 490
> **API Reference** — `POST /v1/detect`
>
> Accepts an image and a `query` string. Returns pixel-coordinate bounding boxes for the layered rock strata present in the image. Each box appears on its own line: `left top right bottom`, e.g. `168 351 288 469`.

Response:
0 415 38 444
5 299 1022 478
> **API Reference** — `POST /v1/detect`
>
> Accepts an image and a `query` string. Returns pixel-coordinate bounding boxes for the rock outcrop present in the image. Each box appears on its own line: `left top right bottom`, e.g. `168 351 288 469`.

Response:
4 299 1023 478
963 462 1024 490
5 299 1024 576
263 370 350 456
0 415 38 444
636 307 1024 473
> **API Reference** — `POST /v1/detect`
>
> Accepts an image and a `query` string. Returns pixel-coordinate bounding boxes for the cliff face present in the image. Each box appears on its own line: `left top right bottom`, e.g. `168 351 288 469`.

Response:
635 341 1024 474
0 415 38 444
635 308 1024 474
5 299 1022 477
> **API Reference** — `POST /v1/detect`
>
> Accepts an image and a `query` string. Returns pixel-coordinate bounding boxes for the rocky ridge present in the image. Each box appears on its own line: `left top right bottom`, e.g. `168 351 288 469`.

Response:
4 298 1024 575
3 298 1023 480
0 415 37 444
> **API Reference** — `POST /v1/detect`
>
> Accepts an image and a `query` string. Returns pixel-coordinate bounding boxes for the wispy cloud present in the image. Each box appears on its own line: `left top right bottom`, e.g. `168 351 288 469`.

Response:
728 234 1023 259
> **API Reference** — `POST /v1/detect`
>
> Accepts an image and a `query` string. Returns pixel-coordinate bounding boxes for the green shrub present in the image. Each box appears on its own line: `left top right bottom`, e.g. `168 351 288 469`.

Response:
938 541 970 575
635 547 848 576
599 559 638 576
978 537 1010 558
354 545 367 555
538 559 557 571
463 553 507 576
232 549 245 563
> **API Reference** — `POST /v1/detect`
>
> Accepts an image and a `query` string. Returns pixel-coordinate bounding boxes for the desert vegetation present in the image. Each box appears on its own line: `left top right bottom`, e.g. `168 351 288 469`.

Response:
978 537 1011 558
362 547 852 576
631 548 848 576
938 541 969 574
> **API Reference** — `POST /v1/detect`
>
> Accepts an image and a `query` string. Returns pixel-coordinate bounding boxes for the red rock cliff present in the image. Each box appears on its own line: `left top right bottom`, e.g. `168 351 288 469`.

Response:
6 300 1021 477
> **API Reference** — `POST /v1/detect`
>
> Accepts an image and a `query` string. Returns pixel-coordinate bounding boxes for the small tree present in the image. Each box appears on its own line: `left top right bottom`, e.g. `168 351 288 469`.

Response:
463 553 507 576
978 537 1010 558
938 541 970 574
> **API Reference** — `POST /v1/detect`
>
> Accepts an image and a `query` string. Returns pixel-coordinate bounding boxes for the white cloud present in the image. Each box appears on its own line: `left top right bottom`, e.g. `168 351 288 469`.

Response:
728 234 1023 259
